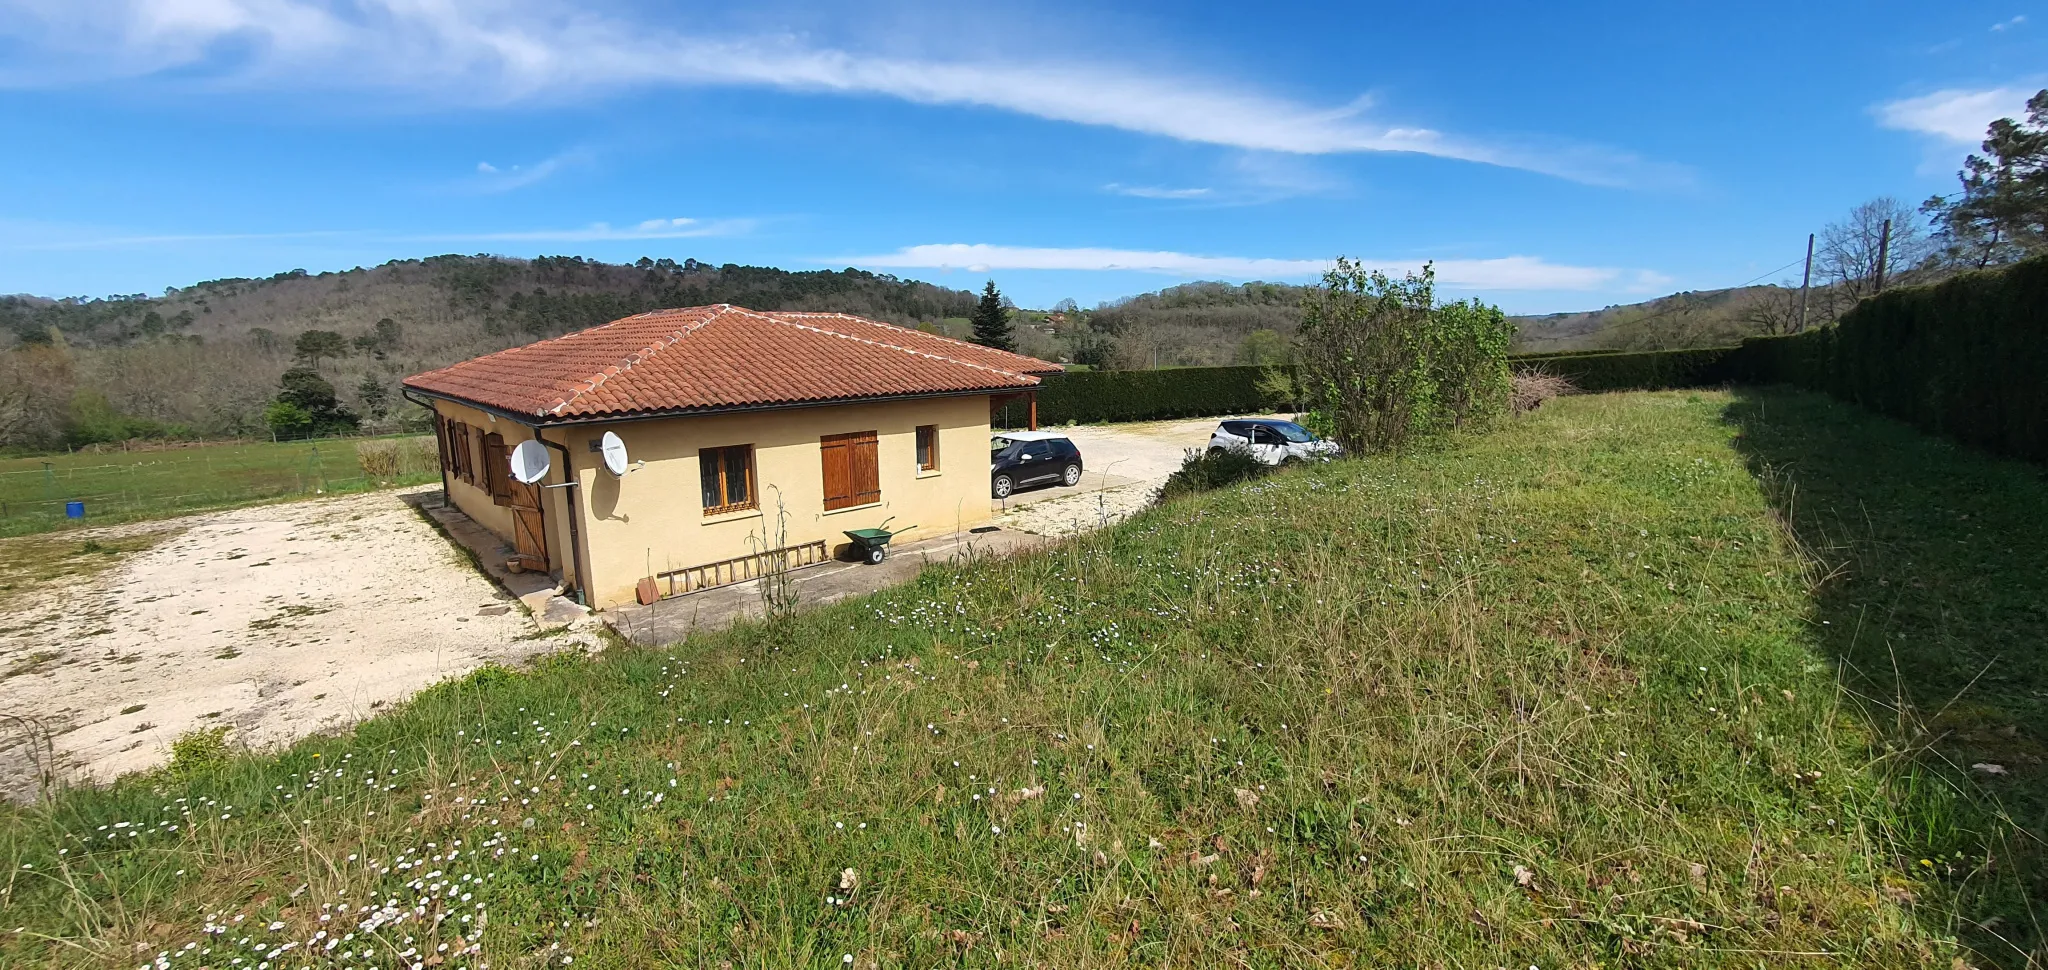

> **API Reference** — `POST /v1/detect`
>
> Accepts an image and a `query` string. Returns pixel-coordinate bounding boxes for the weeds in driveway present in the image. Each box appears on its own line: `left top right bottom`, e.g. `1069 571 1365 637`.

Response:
0 528 179 612
0 390 2025 967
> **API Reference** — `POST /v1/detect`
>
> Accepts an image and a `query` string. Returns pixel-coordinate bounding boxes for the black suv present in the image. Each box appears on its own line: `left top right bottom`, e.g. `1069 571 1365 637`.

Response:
990 432 1084 499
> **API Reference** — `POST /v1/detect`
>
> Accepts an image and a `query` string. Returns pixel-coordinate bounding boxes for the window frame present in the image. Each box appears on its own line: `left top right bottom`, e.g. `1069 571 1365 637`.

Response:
700 443 758 516
915 424 940 473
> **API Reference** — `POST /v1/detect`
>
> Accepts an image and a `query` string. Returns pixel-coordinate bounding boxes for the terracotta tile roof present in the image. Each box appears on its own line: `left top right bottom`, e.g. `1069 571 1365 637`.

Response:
402 305 1063 421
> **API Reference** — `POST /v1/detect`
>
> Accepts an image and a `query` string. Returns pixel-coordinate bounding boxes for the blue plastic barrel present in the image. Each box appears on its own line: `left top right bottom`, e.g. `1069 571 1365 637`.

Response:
65 501 85 519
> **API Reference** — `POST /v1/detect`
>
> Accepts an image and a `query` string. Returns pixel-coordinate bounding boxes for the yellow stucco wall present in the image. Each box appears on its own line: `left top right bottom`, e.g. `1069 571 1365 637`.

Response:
431 399 574 587
569 394 994 608
431 393 997 609
433 400 515 539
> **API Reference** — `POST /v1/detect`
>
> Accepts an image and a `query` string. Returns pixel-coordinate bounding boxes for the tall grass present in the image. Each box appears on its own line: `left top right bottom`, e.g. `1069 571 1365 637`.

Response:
353 436 440 481
0 391 2014 968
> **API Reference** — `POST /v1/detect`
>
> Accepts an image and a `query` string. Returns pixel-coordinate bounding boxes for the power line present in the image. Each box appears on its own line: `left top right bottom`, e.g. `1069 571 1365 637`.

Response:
1547 252 1813 343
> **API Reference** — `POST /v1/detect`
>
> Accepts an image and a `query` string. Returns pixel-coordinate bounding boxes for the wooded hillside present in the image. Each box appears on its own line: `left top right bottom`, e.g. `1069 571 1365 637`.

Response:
0 256 977 448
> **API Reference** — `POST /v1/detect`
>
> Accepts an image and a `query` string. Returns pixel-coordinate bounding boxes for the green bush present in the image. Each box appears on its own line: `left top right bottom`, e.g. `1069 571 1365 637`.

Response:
1728 254 2048 463
167 726 232 777
64 390 193 446
1154 446 1271 503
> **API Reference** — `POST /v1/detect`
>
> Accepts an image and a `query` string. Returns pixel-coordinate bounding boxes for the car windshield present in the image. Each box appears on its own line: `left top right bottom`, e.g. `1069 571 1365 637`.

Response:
1264 421 1317 443
991 436 1015 454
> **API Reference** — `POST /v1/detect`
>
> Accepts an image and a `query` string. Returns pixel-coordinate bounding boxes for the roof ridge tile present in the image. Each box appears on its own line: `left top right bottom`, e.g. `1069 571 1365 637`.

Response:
746 309 1039 383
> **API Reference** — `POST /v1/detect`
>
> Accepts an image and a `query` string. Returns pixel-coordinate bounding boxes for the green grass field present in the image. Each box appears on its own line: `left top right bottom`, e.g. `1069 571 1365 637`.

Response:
0 436 441 538
1 389 2038 968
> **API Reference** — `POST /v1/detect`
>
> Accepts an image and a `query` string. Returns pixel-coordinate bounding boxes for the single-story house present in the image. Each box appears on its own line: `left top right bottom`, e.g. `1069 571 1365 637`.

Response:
401 305 1062 609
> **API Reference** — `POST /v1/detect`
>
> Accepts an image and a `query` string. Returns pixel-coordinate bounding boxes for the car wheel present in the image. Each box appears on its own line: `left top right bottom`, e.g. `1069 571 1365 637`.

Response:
992 474 1013 499
1061 463 1082 487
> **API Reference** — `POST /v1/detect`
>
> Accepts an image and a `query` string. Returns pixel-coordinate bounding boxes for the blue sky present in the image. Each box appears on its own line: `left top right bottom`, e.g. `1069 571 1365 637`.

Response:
0 1 2042 314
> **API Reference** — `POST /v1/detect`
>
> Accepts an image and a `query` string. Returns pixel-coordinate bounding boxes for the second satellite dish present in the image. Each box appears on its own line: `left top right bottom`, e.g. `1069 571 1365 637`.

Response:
508 440 552 485
600 431 633 477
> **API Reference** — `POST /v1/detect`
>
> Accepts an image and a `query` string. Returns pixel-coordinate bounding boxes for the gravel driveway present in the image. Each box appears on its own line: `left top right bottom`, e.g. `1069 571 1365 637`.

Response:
994 414 1292 536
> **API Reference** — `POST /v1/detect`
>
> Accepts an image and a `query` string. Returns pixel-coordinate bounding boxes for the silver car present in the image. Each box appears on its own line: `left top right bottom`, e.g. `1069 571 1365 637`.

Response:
1207 419 1341 465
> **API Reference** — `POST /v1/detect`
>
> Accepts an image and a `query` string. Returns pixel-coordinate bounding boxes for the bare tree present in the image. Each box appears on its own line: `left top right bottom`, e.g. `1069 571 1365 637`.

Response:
1598 295 1716 351
1816 197 1931 315
1740 284 1805 336
0 344 77 448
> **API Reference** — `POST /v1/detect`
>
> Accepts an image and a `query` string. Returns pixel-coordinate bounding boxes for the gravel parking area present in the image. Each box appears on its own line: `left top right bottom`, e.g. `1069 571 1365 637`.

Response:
993 414 1290 536
0 488 593 800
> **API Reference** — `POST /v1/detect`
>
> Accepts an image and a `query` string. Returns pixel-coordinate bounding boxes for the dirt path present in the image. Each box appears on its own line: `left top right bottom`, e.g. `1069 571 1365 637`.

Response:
0 488 586 800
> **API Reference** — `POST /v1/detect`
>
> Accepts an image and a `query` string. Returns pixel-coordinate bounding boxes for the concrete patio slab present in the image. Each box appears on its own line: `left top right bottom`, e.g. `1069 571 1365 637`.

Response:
404 490 589 628
604 526 1049 646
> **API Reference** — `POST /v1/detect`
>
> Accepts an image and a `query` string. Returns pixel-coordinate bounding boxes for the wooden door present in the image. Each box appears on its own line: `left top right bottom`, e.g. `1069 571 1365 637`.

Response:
507 478 548 572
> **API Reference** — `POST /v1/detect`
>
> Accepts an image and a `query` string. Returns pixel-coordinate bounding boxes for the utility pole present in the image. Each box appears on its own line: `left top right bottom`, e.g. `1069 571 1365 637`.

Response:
1874 218 1891 293
1797 233 1814 333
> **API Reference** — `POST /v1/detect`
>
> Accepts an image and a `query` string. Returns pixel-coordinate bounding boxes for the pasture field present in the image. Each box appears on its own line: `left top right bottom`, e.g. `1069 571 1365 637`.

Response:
0 436 439 538
1 389 2038 968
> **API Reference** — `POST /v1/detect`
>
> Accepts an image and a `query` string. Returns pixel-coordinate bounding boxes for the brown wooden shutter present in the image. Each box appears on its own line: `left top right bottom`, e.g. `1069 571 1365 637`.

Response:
483 432 512 504
450 422 469 484
435 415 452 474
821 430 881 511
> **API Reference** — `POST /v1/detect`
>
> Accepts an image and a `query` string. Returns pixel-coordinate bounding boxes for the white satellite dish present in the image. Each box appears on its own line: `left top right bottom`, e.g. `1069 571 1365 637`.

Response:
599 431 633 477
508 439 552 485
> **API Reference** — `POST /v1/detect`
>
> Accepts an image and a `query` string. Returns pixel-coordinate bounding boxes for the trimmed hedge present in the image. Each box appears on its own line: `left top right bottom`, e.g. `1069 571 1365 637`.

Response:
1728 255 2048 464
1010 350 1741 425
1015 365 1279 425
1515 347 1737 393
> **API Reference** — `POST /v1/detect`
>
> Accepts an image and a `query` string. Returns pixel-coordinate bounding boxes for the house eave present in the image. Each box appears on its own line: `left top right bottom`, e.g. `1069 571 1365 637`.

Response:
402 384 1037 429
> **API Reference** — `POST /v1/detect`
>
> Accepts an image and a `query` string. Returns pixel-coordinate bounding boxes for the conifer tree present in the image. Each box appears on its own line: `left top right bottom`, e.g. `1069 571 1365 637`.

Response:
969 280 1015 352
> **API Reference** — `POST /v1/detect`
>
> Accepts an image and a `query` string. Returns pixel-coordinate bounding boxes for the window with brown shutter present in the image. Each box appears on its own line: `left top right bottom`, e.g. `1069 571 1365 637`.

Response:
451 422 475 485
482 432 512 504
444 419 464 481
820 430 881 511
700 444 757 515
915 425 939 472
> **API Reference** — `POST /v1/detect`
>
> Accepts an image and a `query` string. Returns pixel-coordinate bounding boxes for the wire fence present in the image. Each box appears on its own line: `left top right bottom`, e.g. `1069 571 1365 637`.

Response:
0 435 439 538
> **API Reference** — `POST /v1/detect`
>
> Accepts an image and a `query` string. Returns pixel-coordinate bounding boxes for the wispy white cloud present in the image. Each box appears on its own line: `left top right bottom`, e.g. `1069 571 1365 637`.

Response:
2 216 753 249
469 149 589 193
1103 183 1213 200
846 243 1668 292
1876 86 2034 142
0 0 1678 187
410 217 755 242
3 228 363 251
1991 14 2027 31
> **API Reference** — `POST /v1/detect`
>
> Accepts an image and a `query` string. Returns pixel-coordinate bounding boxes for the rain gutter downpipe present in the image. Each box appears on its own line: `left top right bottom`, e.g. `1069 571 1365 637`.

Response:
400 388 450 506
536 434 589 607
